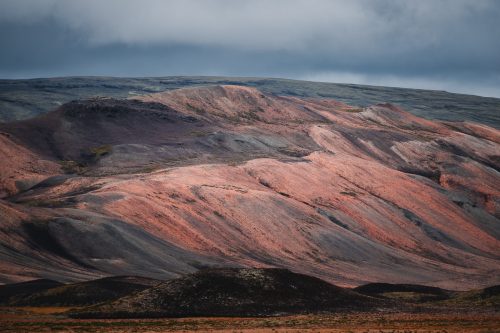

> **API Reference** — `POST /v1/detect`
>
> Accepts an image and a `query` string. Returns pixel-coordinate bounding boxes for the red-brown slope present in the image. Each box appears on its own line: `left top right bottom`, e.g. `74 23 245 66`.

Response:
0 85 499 289
138 85 331 124
0 133 59 198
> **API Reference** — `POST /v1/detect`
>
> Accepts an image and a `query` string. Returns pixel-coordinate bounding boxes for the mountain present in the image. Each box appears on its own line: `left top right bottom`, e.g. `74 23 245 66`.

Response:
0 84 499 290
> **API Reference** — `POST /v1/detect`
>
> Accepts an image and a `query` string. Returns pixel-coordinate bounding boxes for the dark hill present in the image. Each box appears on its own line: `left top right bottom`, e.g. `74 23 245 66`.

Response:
354 283 450 296
0 279 62 305
0 98 208 162
354 283 500 308
72 268 386 318
354 283 452 303
5 276 161 307
440 285 500 308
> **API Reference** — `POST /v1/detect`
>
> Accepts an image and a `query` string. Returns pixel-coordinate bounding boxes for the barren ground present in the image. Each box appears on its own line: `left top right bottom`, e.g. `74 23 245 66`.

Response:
1 307 499 333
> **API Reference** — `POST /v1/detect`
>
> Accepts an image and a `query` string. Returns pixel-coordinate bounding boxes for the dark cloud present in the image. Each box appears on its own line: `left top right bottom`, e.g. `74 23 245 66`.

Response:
0 0 499 97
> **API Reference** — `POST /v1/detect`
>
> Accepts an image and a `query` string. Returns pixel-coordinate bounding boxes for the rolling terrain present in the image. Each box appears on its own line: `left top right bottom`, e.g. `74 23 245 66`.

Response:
0 83 499 292
0 268 496 333
1 77 499 127
0 269 497 318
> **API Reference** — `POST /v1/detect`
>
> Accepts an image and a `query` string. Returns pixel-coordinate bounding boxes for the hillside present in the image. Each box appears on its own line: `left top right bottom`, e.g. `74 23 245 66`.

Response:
71 268 384 318
354 282 500 308
0 85 499 290
1 276 160 307
1 77 499 128
0 279 62 304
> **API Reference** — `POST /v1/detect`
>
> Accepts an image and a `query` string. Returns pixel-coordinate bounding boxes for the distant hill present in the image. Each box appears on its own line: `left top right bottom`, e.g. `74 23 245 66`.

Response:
0 279 62 305
1 76 499 128
354 283 453 303
4 276 161 307
354 282 500 308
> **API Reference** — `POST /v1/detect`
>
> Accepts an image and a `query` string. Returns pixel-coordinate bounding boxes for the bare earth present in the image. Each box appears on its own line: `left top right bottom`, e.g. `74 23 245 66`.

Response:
0 307 499 333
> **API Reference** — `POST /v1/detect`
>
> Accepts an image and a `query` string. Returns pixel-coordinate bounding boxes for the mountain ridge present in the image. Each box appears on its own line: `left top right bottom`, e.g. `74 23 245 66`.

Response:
1 77 499 128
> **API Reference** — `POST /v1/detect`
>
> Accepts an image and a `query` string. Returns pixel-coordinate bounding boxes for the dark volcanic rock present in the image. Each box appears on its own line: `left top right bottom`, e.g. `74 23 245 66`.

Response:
72 268 383 318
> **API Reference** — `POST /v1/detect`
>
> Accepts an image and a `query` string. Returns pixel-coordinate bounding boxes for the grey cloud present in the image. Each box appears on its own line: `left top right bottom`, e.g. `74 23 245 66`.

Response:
0 0 499 97
4 0 499 53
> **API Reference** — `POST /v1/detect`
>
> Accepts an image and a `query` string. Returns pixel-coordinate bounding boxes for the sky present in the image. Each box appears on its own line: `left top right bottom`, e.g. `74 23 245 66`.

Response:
0 0 499 97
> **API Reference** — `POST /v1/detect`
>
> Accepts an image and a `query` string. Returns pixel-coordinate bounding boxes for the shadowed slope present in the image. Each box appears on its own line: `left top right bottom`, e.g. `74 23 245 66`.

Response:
0 98 212 174
354 282 500 308
4 276 161 307
354 283 453 303
72 268 382 318
0 279 62 305
0 199 240 284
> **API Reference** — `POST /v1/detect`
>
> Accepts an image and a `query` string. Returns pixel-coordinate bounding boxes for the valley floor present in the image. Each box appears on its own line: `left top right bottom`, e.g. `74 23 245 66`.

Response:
1 308 499 333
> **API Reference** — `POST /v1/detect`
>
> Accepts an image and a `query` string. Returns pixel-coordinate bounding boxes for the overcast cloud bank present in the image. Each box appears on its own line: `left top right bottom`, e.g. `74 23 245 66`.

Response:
0 0 499 97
